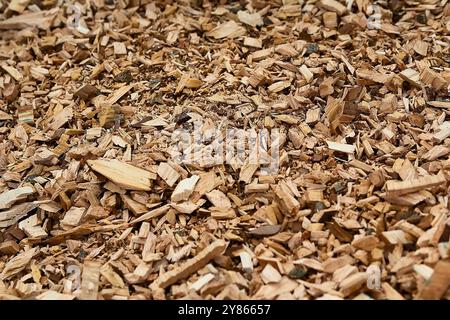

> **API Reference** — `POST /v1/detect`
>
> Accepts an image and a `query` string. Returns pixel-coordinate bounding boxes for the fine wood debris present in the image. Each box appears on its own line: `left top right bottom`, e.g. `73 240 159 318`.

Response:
0 0 449 301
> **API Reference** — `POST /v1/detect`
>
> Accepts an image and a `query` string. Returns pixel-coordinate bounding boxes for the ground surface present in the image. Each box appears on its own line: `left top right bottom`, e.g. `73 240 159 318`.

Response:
0 0 449 300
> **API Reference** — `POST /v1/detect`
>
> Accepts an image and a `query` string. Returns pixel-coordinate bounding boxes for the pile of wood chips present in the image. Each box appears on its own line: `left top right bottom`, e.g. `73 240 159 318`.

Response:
0 0 450 300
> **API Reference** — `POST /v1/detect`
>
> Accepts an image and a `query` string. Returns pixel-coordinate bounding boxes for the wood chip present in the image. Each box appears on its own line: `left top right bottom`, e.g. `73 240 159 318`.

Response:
382 230 414 245
189 273 215 291
0 187 34 210
244 37 262 48
386 174 446 197
416 260 450 300
206 20 246 39
206 190 232 209
326 141 356 154
300 65 314 83
74 84 99 101
88 159 155 191
261 264 282 284
113 42 127 55
273 182 300 215
151 240 227 289
0 240 20 256
323 12 338 28
79 261 101 300
0 202 38 228
399 68 421 87
1 64 23 81
157 162 180 187
318 0 347 15
0 8 58 30
237 11 263 27
1 248 37 280
171 175 199 202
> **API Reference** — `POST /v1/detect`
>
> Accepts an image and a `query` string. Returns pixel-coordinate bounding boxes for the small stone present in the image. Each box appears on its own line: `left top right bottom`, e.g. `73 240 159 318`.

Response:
78 250 87 259
314 202 326 212
114 69 133 83
288 267 307 279
175 112 191 124
248 225 282 237
415 13 427 24
263 17 272 26
332 181 346 193
305 43 318 55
